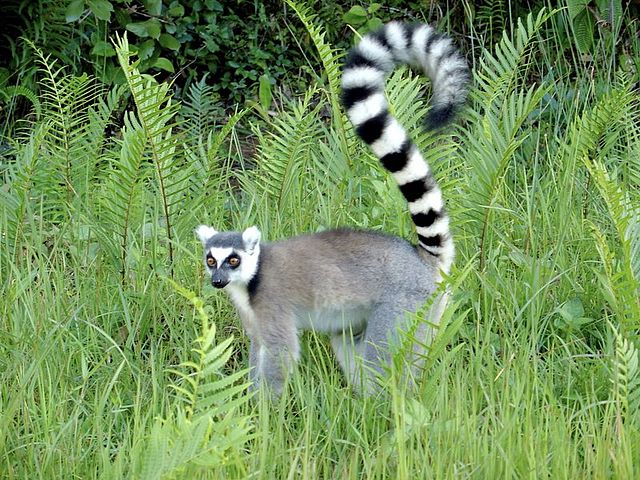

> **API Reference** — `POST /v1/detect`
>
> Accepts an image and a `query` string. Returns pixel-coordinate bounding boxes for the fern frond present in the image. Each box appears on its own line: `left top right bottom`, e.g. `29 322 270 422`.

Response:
167 279 252 415
95 111 147 284
463 84 549 269
285 0 343 116
571 84 640 336
0 124 49 252
475 9 551 98
567 0 595 53
88 83 127 171
0 85 42 120
177 107 248 232
115 34 184 274
477 0 508 42
135 409 252 478
610 322 640 426
285 0 353 160
242 88 325 219
569 86 635 160
583 160 640 336
459 10 553 269
131 280 252 478
181 74 222 146
26 41 106 221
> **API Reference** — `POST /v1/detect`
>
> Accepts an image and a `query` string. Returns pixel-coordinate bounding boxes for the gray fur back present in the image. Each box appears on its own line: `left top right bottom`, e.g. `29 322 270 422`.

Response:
250 229 440 314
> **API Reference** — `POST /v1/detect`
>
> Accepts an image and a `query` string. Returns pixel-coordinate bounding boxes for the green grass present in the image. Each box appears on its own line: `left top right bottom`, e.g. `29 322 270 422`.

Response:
1 5 639 479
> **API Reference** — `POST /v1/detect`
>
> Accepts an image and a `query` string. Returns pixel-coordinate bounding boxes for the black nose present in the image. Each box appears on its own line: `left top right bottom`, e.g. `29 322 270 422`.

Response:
212 279 228 289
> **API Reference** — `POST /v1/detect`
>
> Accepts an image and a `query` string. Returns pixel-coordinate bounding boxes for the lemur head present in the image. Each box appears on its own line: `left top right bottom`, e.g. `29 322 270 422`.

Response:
195 225 261 289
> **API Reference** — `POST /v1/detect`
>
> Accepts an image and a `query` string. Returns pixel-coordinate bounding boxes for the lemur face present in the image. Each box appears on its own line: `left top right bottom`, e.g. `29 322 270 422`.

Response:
196 225 261 289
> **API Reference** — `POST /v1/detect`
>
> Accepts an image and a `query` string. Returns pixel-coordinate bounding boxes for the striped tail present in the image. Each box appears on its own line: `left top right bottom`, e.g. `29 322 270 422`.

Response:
341 22 469 274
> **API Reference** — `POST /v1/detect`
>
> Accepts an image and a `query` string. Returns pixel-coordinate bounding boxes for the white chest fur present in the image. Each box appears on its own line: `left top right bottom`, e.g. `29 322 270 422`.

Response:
225 283 258 336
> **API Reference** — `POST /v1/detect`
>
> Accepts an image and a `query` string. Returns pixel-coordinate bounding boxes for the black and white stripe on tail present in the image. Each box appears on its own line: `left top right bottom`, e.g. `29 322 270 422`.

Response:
341 22 469 274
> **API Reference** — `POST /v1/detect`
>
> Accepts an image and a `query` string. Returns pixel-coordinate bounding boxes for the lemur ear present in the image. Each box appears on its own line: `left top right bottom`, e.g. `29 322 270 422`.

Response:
242 226 261 253
195 225 218 246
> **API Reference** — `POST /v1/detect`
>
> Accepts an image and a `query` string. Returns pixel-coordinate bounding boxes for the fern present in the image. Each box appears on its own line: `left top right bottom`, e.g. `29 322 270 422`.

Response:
131 281 252 479
477 0 508 43
100 37 244 280
285 0 353 160
568 86 635 162
0 85 42 122
115 34 184 274
610 322 640 427
26 41 106 222
1 48 116 249
285 0 342 115
95 112 147 284
568 83 640 337
584 167 640 337
86 83 127 173
461 10 551 269
243 88 325 223
567 0 596 53
0 124 49 253
179 75 248 217
567 0 623 53
167 280 251 417
475 9 551 96
178 107 248 234
181 74 223 147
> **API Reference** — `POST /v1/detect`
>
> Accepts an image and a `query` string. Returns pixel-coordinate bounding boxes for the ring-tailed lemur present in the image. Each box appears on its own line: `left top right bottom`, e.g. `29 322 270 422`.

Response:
196 22 469 395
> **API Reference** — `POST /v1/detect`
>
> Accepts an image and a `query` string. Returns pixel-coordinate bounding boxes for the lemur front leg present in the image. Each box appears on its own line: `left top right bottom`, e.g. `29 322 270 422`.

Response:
247 338 260 391
250 311 300 397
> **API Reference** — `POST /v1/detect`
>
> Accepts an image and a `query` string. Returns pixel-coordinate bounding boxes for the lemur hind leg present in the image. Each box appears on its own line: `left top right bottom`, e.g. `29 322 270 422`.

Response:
358 294 435 391
330 330 367 387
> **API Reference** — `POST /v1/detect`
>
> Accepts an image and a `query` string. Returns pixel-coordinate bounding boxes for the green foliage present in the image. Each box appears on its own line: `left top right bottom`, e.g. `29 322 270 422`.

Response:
554 297 594 332
476 0 508 39
567 0 623 53
244 88 325 219
610 322 640 427
95 107 147 282
0 85 42 121
285 0 352 157
557 78 640 339
343 3 385 34
0 41 112 246
1 25 251 476
0 0 532 123
583 158 640 338
115 33 183 274
2 0 307 105
129 281 252 479
460 9 552 270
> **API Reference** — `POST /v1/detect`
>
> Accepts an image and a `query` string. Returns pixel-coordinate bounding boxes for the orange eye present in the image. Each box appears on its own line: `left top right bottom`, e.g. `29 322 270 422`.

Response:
228 256 240 268
206 257 216 268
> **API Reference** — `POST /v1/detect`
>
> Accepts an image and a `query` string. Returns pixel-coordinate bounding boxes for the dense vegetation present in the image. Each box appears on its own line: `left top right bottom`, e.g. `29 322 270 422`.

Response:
1 0 431 112
1 1 639 478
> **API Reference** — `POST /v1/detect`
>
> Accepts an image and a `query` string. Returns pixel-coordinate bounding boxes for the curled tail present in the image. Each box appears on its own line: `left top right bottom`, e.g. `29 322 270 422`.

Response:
341 22 469 274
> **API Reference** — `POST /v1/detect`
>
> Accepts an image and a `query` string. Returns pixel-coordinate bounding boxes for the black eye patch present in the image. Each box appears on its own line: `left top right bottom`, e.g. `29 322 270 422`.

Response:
226 255 241 268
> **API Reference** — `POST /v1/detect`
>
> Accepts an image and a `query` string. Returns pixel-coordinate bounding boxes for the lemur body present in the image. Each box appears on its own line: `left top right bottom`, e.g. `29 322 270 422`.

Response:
197 22 469 394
